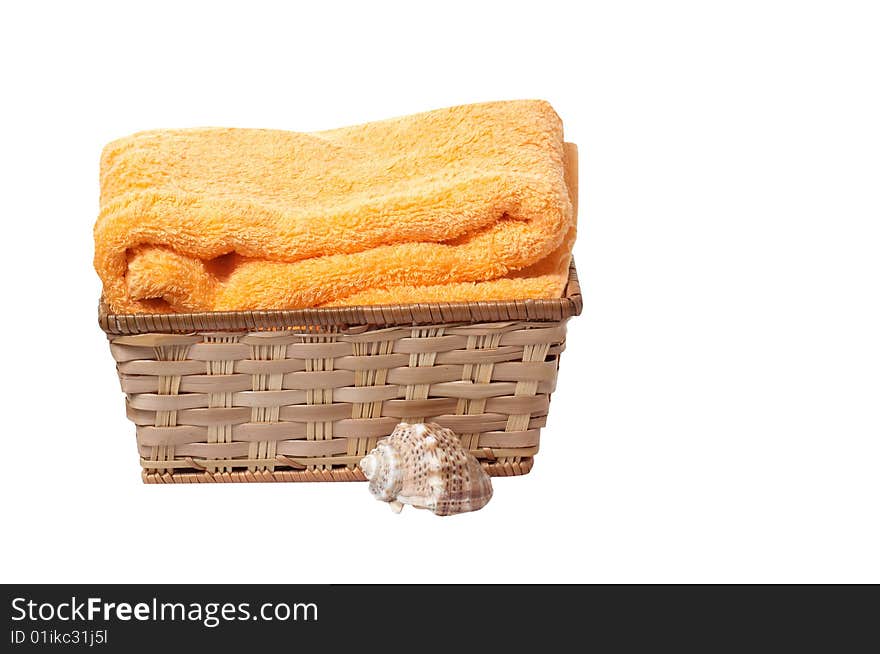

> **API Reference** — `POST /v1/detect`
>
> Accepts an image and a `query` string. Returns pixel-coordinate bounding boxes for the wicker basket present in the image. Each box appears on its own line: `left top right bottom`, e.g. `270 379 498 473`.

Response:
99 262 581 483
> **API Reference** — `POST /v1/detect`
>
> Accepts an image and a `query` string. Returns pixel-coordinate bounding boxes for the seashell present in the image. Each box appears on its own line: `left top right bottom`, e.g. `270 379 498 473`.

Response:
359 422 493 516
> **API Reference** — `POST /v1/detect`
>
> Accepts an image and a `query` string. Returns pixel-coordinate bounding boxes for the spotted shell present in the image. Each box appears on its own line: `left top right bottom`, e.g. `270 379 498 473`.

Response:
358 422 493 516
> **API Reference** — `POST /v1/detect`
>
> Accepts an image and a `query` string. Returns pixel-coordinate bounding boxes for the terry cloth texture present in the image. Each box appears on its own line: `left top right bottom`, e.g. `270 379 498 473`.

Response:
94 100 577 314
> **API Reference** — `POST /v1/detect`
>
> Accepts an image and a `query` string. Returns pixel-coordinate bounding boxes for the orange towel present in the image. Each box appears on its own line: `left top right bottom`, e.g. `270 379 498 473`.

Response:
94 100 577 314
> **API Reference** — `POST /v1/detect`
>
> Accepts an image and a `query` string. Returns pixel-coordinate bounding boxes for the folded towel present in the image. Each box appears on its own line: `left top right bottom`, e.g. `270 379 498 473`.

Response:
94 100 577 314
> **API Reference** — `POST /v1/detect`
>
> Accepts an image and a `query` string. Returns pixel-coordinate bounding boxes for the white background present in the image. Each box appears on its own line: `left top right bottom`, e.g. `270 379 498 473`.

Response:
0 1 877 583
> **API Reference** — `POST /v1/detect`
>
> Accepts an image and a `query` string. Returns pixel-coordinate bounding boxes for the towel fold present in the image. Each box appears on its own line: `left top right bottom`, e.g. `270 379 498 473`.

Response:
94 100 577 314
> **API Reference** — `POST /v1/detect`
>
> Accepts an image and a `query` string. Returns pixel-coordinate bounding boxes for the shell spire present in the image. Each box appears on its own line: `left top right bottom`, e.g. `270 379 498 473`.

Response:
359 422 493 516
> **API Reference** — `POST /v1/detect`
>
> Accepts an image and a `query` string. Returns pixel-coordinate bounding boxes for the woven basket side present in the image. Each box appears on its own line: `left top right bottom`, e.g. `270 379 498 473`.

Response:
111 320 567 482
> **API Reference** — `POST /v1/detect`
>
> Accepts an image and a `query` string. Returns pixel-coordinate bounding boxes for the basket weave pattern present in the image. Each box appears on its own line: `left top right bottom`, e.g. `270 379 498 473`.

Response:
102 265 581 483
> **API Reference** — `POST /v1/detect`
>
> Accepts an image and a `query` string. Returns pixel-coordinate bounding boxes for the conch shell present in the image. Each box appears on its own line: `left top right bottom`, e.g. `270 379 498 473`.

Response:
359 422 493 516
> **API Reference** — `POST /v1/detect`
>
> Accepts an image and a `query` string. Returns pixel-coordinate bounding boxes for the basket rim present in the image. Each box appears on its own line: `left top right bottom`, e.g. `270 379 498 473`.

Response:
98 260 581 335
